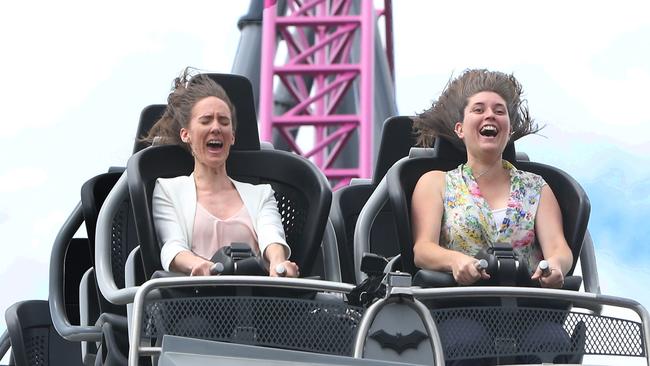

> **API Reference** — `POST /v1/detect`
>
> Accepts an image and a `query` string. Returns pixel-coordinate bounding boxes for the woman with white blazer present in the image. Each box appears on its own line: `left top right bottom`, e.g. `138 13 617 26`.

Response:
144 69 298 277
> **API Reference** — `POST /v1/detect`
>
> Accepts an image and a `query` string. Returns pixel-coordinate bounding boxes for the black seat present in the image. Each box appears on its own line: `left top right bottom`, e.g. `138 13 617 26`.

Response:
126 73 332 280
45 202 95 365
513 161 590 276
385 136 589 279
329 116 415 283
76 103 165 366
132 104 166 154
80 172 136 365
386 136 590 364
5 300 83 366
91 76 281 362
44 102 164 366
91 74 331 360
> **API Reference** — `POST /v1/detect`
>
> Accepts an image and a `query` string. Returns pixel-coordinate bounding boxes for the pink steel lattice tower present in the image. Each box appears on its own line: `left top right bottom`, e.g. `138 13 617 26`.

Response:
259 0 385 189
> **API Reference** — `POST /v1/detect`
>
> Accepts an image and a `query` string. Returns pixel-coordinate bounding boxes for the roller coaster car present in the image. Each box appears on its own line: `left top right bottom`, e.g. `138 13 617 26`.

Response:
108 102 649 365
93 73 365 364
3 73 649 366
329 115 416 284
353 135 648 364
119 136 650 366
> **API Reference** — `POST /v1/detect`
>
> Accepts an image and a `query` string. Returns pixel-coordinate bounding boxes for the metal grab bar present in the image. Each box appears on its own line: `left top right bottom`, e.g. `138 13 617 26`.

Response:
95 172 139 305
128 276 355 366
48 202 102 342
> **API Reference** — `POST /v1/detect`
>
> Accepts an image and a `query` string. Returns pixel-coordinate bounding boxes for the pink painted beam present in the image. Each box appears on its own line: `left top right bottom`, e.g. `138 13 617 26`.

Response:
259 0 379 187
277 74 310 108
274 64 360 74
303 124 356 158
276 16 360 26
332 178 352 191
272 115 359 126
284 72 357 116
287 23 358 65
259 1 279 142
277 126 305 155
292 0 326 17
322 168 359 178
329 28 355 64
359 0 374 179
324 126 355 168
325 72 356 114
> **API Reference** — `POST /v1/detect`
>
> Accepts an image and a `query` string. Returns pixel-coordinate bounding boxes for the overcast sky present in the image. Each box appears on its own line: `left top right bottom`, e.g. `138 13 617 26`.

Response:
1 1 649 358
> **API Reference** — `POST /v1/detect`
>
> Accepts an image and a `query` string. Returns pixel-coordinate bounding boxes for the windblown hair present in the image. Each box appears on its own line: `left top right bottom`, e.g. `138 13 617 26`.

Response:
413 69 541 149
142 67 237 152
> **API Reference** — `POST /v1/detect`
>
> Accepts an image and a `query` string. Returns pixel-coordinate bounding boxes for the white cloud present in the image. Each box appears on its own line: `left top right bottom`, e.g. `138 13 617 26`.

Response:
596 248 650 308
394 1 650 158
0 209 68 273
0 0 247 138
393 1 649 79
0 167 48 193
32 210 68 237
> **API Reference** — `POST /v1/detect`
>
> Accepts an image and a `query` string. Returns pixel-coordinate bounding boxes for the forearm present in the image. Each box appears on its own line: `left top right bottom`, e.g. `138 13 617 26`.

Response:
415 242 490 285
544 245 573 276
263 243 289 263
414 242 470 272
264 243 300 277
536 185 573 276
169 250 211 274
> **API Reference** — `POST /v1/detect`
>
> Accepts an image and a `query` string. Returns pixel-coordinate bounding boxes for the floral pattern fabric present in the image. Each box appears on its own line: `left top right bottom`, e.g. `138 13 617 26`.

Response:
440 160 546 275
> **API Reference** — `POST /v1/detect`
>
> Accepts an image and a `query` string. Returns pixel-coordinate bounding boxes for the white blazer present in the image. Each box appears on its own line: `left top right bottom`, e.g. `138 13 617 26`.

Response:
153 174 290 271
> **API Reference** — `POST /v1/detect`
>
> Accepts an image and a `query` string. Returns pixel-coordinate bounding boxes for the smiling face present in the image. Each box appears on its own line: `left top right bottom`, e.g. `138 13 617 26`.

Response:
180 96 235 169
454 91 511 158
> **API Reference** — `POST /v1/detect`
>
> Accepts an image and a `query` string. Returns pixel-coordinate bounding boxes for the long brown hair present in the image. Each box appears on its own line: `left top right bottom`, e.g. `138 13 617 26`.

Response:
142 68 237 152
413 69 540 149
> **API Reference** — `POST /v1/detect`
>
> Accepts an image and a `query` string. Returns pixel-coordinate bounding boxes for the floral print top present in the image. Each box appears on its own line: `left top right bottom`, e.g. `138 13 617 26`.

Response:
440 160 546 275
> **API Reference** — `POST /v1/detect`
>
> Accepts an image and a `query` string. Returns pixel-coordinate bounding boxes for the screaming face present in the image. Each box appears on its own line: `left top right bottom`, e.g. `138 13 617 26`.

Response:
180 96 235 169
454 91 511 156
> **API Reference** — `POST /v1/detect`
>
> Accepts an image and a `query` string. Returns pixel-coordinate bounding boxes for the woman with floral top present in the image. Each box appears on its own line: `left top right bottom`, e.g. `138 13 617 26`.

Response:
411 69 572 289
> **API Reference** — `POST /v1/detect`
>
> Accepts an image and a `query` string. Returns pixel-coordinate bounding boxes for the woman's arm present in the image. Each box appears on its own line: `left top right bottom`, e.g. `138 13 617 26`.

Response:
256 186 299 277
264 243 299 277
169 251 214 276
411 171 489 285
532 184 573 288
153 180 203 274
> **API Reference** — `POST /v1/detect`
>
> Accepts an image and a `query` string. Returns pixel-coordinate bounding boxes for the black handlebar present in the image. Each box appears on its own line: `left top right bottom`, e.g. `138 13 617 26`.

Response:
210 243 268 276
413 244 577 289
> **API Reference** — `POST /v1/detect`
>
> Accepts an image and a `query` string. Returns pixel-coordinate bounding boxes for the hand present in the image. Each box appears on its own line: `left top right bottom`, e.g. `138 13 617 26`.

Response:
451 254 490 285
264 243 299 277
189 259 215 276
270 259 300 278
531 259 565 288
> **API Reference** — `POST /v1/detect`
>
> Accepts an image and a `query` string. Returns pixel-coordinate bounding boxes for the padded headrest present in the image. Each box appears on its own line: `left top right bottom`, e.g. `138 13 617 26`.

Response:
372 116 417 183
133 73 261 155
133 104 166 154
204 73 260 151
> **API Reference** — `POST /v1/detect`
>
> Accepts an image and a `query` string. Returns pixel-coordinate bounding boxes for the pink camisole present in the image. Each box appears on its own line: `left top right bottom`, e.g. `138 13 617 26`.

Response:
191 203 260 259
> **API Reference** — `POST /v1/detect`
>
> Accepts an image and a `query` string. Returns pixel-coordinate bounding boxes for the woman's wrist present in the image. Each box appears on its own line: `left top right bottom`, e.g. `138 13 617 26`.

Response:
545 257 568 277
264 243 289 263
172 251 212 275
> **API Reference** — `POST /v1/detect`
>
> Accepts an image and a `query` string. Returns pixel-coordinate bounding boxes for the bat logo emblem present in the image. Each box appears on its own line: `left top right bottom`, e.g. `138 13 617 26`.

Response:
369 329 428 354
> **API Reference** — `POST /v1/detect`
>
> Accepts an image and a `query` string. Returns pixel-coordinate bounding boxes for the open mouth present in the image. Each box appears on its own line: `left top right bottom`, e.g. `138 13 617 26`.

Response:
206 140 224 149
479 125 498 137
